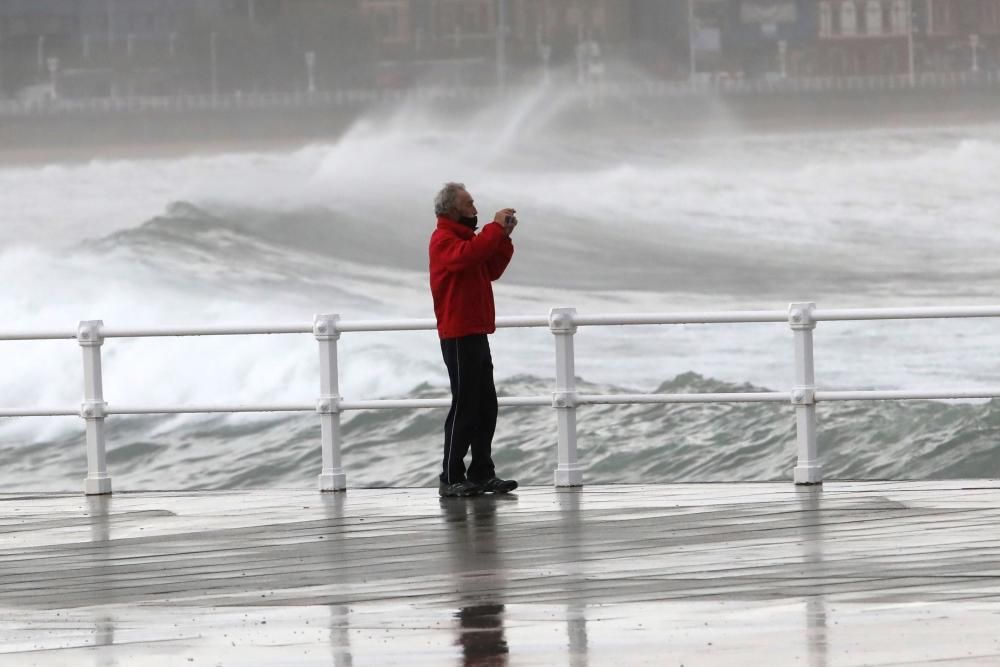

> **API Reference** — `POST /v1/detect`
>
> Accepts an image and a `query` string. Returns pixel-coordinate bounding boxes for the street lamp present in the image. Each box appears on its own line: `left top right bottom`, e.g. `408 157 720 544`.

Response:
106 0 116 49
46 56 59 99
496 0 508 88
37 35 46 76
305 50 316 94
536 20 551 83
210 31 218 96
907 0 915 86
688 0 697 81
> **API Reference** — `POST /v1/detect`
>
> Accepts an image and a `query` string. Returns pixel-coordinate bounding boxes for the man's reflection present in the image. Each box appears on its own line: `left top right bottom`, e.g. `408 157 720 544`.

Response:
441 495 513 666
456 603 507 666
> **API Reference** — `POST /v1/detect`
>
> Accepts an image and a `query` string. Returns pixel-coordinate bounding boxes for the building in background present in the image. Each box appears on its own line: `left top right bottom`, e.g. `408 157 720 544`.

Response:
359 0 632 86
722 0 817 78
0 0 83 97
627 1 691 79
0 0 375 98
812 0 921 76
811 0 1000 77
920 0 1000 73
0 0 204 97
3 0 1000 99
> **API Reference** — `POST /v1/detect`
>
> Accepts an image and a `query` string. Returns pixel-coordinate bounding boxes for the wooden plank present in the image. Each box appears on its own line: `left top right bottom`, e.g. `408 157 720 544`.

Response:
2 482 1000 665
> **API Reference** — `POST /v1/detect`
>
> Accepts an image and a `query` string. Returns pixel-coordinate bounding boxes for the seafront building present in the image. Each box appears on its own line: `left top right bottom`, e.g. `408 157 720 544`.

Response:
813 0 1000 76
355 0 1000 82
1 1 999 99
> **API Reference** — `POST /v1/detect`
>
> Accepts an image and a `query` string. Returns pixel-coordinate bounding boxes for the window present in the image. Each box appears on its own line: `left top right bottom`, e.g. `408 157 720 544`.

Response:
866 0 884 35
459 3 486 32
434 0 492 36
891 0 908 34
841 1 858 36
931 0 955 33
820 1 833 37
364 0 408 44
982 0 1000 31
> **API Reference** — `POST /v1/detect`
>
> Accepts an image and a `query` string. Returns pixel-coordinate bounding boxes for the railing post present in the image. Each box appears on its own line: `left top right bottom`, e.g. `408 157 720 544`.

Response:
550 307 583 487
78 320 111 495
789 303 822 485
315 314 346 492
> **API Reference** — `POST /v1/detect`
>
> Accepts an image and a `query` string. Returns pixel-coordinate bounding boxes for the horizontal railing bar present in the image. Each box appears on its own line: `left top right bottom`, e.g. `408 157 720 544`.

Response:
107 404 314 414
496 316 552 328
500 396 554 407
9 305 1000 343
574 311 787 326
816 389 1000 401
7 388 1000 418
0 409 79 417
0 331 76 341
814 305 1000 322
579 392 789 404
20 389 1000 415
337 318 438 333
340 398 448 410
102 324 312 338
340 396 551 410
339 316 551 332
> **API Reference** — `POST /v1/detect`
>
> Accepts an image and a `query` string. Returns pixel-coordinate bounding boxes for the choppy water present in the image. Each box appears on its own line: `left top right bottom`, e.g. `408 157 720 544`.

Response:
2 92 1000 491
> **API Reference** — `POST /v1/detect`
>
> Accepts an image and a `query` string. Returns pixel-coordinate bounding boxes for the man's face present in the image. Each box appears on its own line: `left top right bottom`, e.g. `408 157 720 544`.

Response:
454 189 477 219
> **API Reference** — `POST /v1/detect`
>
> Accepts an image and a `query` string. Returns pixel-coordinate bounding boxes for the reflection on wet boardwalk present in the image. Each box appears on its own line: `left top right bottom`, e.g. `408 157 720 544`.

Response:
2 482 1000 665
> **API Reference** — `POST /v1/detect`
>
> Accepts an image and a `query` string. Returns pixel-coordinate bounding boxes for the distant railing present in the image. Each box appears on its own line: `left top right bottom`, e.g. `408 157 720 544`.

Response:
6 303 1000 495
1 70 998 117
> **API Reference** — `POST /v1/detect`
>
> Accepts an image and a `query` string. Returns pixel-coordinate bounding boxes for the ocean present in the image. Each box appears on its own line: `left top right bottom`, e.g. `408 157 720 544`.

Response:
2 94 1000 491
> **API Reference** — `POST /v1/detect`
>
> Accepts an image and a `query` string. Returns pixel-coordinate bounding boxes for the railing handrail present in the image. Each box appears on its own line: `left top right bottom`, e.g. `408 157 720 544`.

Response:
5 302 1000 495
1 70 998 117
9 302 1000 341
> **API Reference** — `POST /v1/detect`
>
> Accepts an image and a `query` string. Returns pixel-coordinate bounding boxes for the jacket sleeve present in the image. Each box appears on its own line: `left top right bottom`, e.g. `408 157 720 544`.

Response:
486 236 514 281
431 222 508 273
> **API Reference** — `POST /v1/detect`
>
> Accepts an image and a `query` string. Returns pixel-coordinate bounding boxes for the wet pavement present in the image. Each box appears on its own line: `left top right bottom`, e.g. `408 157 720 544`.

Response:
2 482 1000 665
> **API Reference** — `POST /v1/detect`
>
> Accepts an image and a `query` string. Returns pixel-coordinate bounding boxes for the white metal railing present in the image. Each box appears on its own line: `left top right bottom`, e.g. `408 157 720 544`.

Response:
4 302 1000 495
1 70 998 117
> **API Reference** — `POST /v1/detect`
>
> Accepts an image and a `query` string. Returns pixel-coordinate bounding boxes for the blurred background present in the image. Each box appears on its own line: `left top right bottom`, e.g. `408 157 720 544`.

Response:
1 1 998 99
2 1 1000 490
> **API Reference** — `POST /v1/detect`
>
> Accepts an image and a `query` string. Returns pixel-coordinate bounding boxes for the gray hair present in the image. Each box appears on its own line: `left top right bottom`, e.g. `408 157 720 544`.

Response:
434 182 466 216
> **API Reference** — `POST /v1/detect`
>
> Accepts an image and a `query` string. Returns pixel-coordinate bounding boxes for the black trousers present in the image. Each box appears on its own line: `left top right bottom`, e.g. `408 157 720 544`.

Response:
440 334 498 484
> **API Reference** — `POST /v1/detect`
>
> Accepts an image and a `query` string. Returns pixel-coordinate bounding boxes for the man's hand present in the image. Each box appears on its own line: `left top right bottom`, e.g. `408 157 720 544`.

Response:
494 208 517 237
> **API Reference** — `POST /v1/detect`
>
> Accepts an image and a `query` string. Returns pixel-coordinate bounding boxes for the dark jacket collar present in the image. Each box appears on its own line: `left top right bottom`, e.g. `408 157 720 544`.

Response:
437 216 475 239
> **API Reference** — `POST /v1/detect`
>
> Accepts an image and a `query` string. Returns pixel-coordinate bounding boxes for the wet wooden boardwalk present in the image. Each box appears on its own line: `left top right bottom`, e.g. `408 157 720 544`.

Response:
2 481 1000 665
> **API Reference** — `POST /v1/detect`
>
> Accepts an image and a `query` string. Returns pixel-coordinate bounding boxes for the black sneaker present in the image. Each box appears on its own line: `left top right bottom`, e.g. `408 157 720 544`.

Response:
439 480 483 498
475 477 518 494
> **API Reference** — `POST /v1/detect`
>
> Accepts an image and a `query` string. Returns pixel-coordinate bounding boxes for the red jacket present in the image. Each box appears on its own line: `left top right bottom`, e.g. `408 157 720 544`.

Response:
429 216 514 339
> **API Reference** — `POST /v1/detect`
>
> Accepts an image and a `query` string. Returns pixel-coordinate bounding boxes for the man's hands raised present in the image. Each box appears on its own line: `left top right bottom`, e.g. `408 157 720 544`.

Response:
494 208 517 237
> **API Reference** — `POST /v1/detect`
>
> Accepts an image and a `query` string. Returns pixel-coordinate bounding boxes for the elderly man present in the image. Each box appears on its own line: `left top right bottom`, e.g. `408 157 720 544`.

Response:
429 182 519 498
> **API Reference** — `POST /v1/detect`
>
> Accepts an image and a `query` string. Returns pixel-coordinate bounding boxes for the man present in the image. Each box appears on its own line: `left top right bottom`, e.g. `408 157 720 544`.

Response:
429 182 519 498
